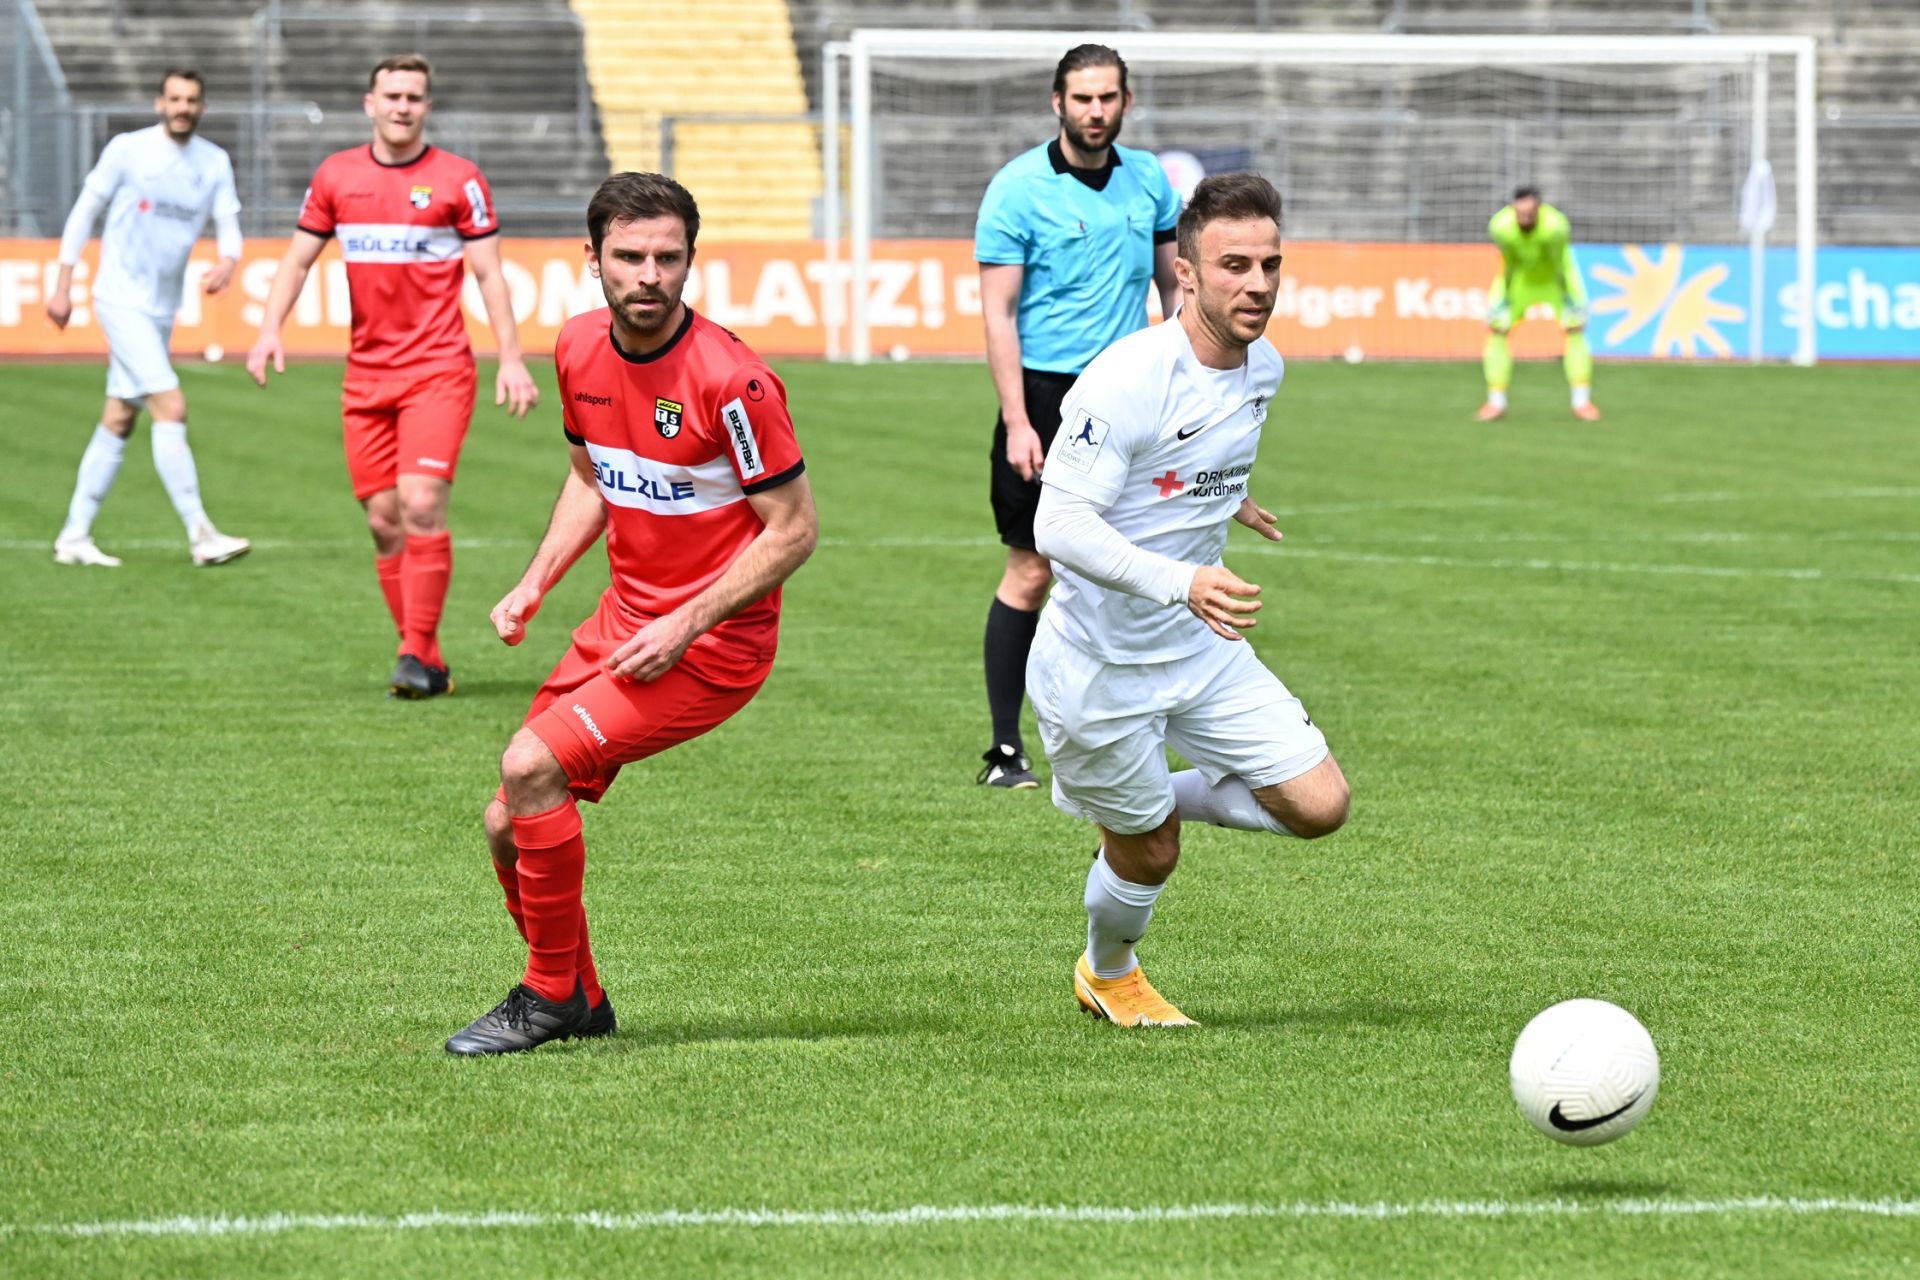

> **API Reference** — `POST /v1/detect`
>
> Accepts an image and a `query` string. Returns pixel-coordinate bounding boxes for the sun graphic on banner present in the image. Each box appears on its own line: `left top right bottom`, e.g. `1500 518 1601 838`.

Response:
1590 245 1681 345
1589 245 1746 358
1651 265 1746 358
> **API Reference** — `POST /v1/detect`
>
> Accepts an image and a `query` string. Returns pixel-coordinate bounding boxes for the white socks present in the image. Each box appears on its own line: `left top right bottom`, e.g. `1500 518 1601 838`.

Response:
58 425 127 544
1571 384 1592 410
1084 851 1163 979
1171 769 1296 836
150 420 209 532
1487 389 1509 410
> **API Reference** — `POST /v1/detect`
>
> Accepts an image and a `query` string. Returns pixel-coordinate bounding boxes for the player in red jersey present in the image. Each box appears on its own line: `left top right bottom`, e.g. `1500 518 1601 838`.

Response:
443 172 817 1055
245 53 538 699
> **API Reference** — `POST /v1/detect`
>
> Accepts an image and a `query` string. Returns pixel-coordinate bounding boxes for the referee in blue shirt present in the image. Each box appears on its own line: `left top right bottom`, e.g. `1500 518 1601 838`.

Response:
973 43 1182 789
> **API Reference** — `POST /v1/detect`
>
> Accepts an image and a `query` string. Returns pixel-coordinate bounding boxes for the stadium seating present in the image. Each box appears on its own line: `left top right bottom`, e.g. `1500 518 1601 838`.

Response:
16 0 1920 245
33 0 608 235
790 0 1920 246
568 0 820 239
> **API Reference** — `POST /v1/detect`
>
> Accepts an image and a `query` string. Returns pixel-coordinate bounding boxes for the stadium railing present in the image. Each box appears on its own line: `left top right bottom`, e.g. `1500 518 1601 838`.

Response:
3 0 78 236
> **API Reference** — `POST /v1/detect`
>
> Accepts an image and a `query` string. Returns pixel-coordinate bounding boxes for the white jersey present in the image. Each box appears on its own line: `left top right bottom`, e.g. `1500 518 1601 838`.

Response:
61 125 241 319
1038 317 1285 665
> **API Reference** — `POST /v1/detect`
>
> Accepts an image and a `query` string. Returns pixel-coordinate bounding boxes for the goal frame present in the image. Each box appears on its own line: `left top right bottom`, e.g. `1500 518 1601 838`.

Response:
823 30 1818 365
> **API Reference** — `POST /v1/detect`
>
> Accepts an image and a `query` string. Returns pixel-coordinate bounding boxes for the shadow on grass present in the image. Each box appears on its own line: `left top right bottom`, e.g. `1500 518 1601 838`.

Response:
427 680 527 700
1200 1001 1461 1031
1539 1178 1681 1199
582 1012 955 1052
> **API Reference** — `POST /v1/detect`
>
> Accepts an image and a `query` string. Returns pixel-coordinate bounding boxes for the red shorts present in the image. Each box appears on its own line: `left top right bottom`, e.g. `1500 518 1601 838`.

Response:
341 361 477 500
518 599 766 803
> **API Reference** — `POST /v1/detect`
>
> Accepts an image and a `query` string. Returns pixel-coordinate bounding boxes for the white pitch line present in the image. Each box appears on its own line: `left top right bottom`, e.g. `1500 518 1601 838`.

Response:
1657 486 1920 504
1238 544 1920 587
6 1198 1919 1240
7 535 1918 587
0 537 539 553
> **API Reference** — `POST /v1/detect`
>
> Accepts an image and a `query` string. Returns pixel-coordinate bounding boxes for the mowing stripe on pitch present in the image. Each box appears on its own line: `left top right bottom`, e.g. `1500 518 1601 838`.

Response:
5 1198 1920 1239
10 534 1920 587
1237 544 1920 586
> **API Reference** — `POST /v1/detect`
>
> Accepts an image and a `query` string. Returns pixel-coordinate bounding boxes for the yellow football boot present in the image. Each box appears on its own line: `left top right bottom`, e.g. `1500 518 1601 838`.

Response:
1074 954 1197 1027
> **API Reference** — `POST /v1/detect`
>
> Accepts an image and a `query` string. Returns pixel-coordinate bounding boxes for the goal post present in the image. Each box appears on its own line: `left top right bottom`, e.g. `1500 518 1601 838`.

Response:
825 30 1818 366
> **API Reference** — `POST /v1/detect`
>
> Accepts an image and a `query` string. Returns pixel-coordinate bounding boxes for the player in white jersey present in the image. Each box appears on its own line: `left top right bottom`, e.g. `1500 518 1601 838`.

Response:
46 69 250 569
1029 173 1351 1027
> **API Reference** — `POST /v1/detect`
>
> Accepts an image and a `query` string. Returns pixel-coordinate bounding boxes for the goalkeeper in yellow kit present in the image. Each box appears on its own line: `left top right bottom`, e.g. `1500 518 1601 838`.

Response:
1476 187 1601 422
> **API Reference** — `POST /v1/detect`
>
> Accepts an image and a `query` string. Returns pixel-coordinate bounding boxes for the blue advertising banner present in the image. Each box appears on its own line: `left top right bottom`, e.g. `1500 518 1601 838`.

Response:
1579 243 1920 361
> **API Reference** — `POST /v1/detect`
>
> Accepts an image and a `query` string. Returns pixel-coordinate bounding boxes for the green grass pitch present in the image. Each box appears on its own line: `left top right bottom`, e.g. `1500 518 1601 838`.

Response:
1 353 1917 1276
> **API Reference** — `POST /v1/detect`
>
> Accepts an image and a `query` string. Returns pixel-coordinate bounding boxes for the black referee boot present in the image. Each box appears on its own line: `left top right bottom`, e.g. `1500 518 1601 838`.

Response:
977 743 1040 790
445 980 588 1056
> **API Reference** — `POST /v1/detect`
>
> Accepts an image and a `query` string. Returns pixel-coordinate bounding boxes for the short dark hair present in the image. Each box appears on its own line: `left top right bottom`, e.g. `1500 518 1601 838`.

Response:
1175 172 1284 261
368 53 433 93
1513 186 1542 202
158 68 204 95
587 172 701 254
1053 44 1127 96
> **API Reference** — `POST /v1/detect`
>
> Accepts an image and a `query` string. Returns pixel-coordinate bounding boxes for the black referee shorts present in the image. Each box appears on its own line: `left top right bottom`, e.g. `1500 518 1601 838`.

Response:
990 367 1079 551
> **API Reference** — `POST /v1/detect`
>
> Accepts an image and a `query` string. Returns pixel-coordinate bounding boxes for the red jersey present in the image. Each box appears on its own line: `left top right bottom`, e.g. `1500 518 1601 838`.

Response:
296 144 495 374
555 306 806 688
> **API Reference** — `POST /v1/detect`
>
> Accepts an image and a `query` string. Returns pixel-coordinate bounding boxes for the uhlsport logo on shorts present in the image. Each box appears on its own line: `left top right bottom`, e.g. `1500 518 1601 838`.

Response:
655 397 684 438
570 703 608 746
410 185 433 210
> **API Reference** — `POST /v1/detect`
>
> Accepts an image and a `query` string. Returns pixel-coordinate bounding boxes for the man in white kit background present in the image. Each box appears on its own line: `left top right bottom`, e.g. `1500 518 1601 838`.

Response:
1028 172 1352 1028
45 68 251 569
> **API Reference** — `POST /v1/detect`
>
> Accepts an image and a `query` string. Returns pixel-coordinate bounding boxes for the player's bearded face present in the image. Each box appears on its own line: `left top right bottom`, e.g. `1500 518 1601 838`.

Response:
156 79 204 139
1053 68 1128 155
591 216 693 338
1185 218 1283 346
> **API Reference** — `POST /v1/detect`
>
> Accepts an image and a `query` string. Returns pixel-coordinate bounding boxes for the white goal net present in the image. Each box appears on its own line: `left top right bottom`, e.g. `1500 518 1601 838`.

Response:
824 32 1817 365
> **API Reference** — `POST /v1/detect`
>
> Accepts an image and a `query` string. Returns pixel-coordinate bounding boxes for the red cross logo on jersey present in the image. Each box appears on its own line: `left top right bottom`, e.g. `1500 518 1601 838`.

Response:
137 198 152 213
1153 469 1184 498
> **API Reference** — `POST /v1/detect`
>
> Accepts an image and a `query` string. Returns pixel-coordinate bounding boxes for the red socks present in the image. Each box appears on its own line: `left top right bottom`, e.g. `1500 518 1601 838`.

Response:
400 532 452 669
510 801 590 1004
375 552 405 640
494 859 603 1006
571 904 604 1007
492 855 527 938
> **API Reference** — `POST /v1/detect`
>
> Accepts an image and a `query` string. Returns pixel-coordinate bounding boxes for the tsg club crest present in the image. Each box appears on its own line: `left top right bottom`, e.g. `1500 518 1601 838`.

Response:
654 397 684 438
409 185 433 210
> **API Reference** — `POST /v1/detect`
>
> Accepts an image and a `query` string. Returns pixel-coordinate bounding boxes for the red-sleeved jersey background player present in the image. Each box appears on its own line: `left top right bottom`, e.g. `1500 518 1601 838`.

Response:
443 172 818 1057
246 53 539 700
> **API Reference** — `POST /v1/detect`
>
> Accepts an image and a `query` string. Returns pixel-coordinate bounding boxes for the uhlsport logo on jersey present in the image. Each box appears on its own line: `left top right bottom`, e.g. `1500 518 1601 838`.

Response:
409 185 433 210
654 397 684 438
1057 410 1109 475
719 397 764 480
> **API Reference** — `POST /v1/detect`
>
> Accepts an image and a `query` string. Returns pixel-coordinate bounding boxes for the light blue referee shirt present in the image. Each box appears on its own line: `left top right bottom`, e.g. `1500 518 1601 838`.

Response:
974 139 1181 375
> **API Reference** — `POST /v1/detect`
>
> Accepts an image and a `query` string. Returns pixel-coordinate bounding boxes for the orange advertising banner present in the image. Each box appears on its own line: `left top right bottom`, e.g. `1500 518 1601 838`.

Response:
0 237 1554 361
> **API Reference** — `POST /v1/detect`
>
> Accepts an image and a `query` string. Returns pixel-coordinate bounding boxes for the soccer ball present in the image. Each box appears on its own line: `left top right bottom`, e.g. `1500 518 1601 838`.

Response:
1510 999 1660 1147
1342 344 1365 364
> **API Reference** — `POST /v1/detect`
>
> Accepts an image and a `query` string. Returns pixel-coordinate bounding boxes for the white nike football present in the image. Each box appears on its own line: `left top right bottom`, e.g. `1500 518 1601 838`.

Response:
1510 998 1660 1147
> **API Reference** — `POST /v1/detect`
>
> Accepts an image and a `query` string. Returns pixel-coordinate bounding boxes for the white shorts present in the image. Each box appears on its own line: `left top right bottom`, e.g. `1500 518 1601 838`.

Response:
1028 621 1330 835
96 300 179 402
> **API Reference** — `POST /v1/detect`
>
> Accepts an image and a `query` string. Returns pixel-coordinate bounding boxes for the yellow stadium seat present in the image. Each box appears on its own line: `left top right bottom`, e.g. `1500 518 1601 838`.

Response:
570 0 820 239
